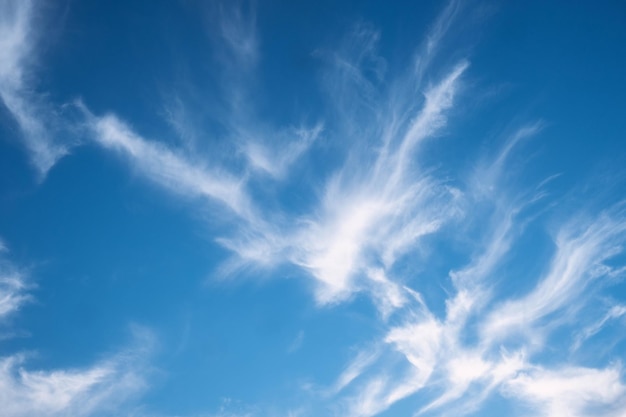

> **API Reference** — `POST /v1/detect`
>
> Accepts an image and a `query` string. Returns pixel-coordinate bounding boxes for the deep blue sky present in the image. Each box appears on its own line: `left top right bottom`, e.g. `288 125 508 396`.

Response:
1 1 626 416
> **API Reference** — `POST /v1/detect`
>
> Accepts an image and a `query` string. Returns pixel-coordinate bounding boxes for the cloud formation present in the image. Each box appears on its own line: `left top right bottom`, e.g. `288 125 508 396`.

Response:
67 3 626 415
0 244 30 320
0 0 69 178
2 1 625 416
0 242 154 417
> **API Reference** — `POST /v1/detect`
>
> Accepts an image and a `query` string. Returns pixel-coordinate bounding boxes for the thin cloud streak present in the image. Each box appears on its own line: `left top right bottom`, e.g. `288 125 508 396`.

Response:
572 304 626 352
0 244 30 320
482 209 626 346
414 0 463 85
242 123 323 179
330 347 381 396
218 1 259 67
79 104 304 278
80 105 254 221
0 272 29 319
0 0 69 177
0 242 155 417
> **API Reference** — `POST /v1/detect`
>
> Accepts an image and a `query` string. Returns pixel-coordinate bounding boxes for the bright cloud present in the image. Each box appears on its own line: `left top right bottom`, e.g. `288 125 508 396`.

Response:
0 0 70 177
1 1 625 417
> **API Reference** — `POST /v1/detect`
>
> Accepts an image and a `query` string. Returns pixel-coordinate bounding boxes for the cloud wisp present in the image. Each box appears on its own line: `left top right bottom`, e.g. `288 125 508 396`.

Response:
287 60 468 305
0 340 152 417
80 105 254 220
0 0 70 178
0 244 30 321
0 242 155 417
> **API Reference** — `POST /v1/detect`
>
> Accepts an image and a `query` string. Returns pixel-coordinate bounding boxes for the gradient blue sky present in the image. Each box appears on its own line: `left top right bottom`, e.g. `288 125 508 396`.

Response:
1 1 626 416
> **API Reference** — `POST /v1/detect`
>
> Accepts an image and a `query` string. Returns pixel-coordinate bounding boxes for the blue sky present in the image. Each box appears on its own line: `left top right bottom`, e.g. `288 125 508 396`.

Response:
1 0 626 416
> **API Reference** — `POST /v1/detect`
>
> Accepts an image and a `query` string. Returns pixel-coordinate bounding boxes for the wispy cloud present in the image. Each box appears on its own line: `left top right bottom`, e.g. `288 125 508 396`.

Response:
279 59 468 305
80 104 254 221
414 0 463 84
70 3 626 415
79 12 471 304
217 1 259 67
572 304 626 352
311 115 626 416
6 1 622 416
504 364 626 417
0 0 69 178
0 241 30 321
0 329 154 417
330 346 381 395
242 123 323 179
482 208 626 346
0 273 29 319
0 241 155 416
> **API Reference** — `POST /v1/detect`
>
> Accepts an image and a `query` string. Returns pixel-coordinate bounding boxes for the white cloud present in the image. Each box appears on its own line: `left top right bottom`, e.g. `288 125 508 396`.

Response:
470 122 544 199
81 106 254 221
0 272 29 320
0 240 30 321
311 111 626 416
0 332 153 417
319 201 626 417
288 61 468 305
4 2 620 416
386 313 441 383
287 330 305 354
0 241 154 417
414 0 463 84
242 123 323 179
0 0 69 177
330 346 381 395
504 364 626 417
342 372 421 417
218 1 259 67
482 210 626 345
572 304 626 351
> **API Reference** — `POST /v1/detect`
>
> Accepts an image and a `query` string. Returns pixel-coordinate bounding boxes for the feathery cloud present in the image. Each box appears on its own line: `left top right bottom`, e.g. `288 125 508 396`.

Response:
0 0 69 178
0 240 154 417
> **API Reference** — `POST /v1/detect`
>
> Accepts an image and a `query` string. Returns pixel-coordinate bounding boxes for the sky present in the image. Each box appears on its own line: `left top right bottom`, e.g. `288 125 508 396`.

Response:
1 0 626 416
